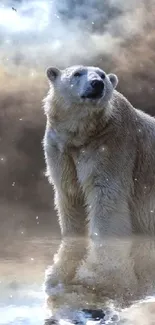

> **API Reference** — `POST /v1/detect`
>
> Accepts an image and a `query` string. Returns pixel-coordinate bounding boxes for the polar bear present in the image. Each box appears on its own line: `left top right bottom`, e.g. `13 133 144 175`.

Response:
43 65 155 238
43 65 155 309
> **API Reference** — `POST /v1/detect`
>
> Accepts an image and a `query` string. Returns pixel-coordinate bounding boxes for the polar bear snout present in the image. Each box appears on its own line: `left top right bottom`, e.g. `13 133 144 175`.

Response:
82 79 104 99
91 80 104 93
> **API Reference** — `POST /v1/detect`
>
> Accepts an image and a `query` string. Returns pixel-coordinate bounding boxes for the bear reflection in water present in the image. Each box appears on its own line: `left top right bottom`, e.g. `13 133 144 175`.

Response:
44 236 155 324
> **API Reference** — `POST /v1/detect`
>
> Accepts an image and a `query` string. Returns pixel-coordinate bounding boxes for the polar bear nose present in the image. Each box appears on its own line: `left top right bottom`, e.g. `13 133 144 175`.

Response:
91 79 104 92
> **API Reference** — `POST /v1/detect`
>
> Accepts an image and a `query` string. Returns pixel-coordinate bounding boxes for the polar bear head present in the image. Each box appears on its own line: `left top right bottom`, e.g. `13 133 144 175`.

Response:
46 65 118 111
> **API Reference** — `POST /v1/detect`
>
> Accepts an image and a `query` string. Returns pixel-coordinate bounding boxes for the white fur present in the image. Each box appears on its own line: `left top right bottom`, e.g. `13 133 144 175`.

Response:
43 65 155 307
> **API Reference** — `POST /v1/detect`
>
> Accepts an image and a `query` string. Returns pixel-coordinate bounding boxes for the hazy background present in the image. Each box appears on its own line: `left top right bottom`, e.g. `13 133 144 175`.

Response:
1 0 155 240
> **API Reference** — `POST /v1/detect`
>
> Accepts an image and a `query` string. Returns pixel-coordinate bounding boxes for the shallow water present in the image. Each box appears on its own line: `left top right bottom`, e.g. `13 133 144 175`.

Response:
0 237 59 325
1 235 155 325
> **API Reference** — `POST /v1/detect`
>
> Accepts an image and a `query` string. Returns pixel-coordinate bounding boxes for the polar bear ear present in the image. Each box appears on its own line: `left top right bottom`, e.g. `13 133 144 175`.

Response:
108 73 118 89
46 67 60 82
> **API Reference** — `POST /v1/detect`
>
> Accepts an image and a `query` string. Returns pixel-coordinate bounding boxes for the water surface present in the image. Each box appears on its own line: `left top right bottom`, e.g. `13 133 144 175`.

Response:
1 234 155 325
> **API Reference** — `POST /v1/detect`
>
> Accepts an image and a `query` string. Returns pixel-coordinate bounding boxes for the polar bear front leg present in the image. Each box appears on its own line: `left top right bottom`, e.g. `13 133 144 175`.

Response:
85 184 132 238
44 137 86 237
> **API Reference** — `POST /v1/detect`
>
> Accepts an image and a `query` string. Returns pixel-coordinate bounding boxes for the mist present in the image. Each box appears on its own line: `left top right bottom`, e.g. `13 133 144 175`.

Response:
0 0 155 238
0 1 152 68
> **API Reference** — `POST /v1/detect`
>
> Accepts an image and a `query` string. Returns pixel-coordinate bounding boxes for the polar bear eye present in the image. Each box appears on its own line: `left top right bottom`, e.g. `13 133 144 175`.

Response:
100 73 105 80
74 72 81 77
